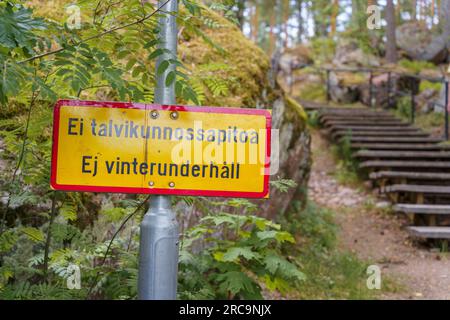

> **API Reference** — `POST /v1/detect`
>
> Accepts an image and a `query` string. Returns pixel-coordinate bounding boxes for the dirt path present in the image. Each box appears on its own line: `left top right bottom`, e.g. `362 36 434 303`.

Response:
308 129 450 300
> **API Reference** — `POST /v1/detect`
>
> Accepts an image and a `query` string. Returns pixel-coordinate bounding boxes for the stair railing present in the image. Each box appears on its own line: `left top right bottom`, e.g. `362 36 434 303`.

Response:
299 65 450 140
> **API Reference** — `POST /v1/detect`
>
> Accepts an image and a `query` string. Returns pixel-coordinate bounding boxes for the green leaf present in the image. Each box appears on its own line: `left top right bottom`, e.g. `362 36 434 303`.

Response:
216 271 261 298
126 58 137 71
0 3 46 51
143 39 159 49
221 247 260 262
33 77 57 102
263 253 306 281
157 60 170 75
201 214 235 227
21 227 45 243
0 58 27 104
148 48 165 60
0 230 19 253
60 203 77 222
165 70 176 86
182 0 202 16
257 231 294 243
270 179 298 193
256 231 278 241
117 50 130 59
131 66 141 78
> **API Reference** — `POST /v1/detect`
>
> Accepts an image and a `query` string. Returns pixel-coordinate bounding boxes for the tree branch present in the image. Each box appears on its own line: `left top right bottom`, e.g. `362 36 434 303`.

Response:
19 0 173 64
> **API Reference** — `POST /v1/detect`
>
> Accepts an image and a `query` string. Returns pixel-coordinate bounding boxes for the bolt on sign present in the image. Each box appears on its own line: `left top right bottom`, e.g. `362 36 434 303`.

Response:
51 100 271 198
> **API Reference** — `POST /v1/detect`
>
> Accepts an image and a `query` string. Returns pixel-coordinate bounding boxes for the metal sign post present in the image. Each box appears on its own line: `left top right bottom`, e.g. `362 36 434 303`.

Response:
138 0 179 300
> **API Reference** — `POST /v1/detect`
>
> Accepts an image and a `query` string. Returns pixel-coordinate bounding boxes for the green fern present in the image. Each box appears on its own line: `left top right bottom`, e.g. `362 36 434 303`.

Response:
0 229 19 253
203 78 229 97
200 16 223 29
21 227 44 243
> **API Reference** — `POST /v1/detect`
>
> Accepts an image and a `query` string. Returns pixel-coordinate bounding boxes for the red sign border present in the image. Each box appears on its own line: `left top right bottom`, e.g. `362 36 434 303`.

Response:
50 99 271 198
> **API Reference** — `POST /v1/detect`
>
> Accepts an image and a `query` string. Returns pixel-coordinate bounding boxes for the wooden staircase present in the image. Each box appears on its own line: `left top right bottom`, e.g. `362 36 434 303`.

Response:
302 99 450 241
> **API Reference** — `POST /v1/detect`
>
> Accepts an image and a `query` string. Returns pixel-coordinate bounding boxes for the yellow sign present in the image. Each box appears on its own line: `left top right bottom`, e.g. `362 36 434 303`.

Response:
51 100 271 198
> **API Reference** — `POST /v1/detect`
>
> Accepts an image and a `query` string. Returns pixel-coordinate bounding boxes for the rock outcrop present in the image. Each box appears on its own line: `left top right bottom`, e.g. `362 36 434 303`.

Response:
327 39 380 104
396 22 449 64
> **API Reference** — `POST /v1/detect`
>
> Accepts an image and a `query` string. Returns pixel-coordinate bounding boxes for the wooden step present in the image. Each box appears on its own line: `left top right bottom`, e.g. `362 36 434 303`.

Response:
370 171 450 181
321 112 402 117
346 137 443 143
326 121 411 127
320 115 398 122
334 131 429 139
325 119 407 125
394 204 450 215
383 184 450 195
297 99 328 111
322 118 400 126
330 125 421 133
319 109 390 115
355 150 450 160
407 226 450 239
351 143 450 151
361 160 450 170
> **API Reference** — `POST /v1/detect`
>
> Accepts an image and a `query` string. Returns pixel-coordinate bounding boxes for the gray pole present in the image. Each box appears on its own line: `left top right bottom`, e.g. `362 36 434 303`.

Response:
138 0 179 300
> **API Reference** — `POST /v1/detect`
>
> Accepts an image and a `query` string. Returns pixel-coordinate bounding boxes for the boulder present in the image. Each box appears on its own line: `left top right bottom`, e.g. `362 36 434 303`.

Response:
416 88 440 113
396 22 448 64
328 39 380 104
329 71 363 103
435 84 450 113
257 97 311 219
279 45 313 75
359 73 401 108
333 39 380 68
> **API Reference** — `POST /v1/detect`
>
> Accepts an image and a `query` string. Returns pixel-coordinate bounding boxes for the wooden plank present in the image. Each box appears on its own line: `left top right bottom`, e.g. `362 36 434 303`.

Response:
361 160 450 170
407 226 450 239
325 118 406 124
351 143 450 151
324 120 411 128
347 137 443 143
325 121 410 127
318 109 390 115
321 114 398 120
297 99 329 110
383 184 450 194
355 150 450 159
335 131 429 138
370 171 450 180
330 125 421 132
394 204 450 214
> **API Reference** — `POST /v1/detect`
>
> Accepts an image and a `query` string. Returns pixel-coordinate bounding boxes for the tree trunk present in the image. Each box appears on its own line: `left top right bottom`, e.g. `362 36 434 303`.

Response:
330 0 339 36
386 0 398 63
283 0 290 48
432 0 436 23
297 0 303 42
269 9 276 55
236 0 246 31
351 0 366 31
440 0 450 41
251 0 259 42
